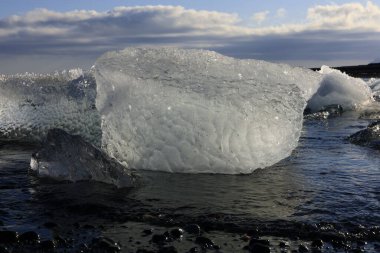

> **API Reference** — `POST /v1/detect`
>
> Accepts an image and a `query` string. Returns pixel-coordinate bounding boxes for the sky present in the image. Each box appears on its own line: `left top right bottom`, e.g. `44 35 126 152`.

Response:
1 0 380 73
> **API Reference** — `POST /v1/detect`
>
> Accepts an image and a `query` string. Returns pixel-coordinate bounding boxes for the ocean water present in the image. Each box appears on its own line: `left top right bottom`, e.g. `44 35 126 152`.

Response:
0 112 379 252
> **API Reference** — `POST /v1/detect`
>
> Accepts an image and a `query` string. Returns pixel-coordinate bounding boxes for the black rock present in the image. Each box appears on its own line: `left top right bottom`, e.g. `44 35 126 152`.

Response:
249 242 270 253
348 120 380 149
142 228 154 236
184 224 201 235
136 249 154 253
19 231 40 244
40 240 55 251
195 236 214 249
54 235 68 247
89 237 121 252
298 244 309 252
0 246 9 253
249 238 270 247
158 246 178 253
151 234 168 245
0 231 18 244
0 221 3 226
43 222 58 229
188 247 199 253
170 228 184 239
279 241 288 248
311 239 323 248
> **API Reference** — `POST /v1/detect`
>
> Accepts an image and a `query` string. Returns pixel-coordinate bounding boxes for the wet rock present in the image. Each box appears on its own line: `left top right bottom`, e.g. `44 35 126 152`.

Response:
54 235 68 247
89 237 121 252
43 222 58 229
184 224 201 235
0 231 18 244
188 247 199 253
0 246 9 253
279 241 289 248
348 120 380 149
39 240 55 251
19 231 40 244
158 246 178 253
249 242 270 253
142 228 154 236
241 235 251 242
151 234 168 245
356 240 366 246
298 244 309 252
195 236 214 249
170 228 184 239
311 239 323 248
136 249 154 253
249 238 270 247
351 249 364 253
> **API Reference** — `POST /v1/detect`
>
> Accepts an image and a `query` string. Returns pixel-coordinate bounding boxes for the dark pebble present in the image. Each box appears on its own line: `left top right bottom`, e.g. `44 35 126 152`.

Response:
43 222 58 229
151 234 168 244
249 238 270 247
19 231 40 244
350 249 364 253
188 246 199 253
0 246 9 253
195 236 214 249
184 224 201 235
82 224 95 229
40 240 55 251
158 246 178 253
249 243 270 253
136 249 154 253
142 228 154 236
298 244 309 252
356 240 366 246
170 228 184 239
0 231 18 244
311 239 323 248
54 235 67 247
89 237 121 252
279 241 288 248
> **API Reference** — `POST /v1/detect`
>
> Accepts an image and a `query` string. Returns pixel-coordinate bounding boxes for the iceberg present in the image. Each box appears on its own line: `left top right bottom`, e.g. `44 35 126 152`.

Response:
307 66 373 112
95 48 309 174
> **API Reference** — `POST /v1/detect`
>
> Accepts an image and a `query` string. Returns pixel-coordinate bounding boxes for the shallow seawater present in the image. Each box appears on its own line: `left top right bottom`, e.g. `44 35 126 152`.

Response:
0 113 380 252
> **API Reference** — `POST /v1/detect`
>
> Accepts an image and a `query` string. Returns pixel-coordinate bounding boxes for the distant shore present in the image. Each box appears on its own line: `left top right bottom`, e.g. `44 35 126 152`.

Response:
311 63 380 78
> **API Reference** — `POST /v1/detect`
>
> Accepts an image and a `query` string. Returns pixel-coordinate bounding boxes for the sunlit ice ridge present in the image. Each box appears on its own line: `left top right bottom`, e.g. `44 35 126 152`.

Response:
0 48 375 174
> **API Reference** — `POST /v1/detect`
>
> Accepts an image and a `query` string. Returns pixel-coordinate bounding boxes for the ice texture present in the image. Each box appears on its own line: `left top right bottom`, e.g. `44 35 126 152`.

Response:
95 48 308 174
307 66 373 112
0 70 101 145
31 129 138 188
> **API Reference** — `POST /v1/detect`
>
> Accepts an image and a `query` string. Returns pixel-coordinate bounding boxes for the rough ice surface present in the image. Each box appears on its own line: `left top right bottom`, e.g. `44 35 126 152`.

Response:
95 48 307 174
0 70 101 145
31 129 138 188
307 66 373 112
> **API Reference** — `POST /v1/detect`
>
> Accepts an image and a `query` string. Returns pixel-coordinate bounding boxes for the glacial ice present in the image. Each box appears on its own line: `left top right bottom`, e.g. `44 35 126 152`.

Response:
95 48 308 173
0 71 101 145
307 66 373 112
31 128 138 187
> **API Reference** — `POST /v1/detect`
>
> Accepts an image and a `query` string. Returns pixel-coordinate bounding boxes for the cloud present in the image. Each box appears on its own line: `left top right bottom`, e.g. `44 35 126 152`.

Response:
276 8 287 18
0 2 380 73
251 11 269 24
